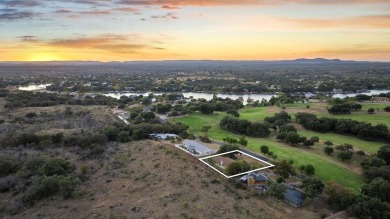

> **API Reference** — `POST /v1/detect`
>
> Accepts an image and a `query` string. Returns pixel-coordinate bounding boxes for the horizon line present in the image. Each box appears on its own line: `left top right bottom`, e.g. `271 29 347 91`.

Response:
1 58 389 63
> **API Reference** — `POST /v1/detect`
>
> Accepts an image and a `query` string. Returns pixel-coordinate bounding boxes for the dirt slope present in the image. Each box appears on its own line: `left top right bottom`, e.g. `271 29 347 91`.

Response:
4 140 319 219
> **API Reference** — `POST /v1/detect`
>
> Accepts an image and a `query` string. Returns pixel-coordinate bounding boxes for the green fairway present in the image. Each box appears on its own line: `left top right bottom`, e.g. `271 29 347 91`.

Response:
239 107 270 121
298 130 384 154
317 113 390 127
173 112 364 191
314 102 390 127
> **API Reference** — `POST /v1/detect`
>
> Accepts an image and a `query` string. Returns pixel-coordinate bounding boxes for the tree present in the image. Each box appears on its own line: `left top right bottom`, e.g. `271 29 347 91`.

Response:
201 126 212 135
324 140 333 147
361 157 386 169
271 154 277 161
367 108 375 114
310 136 319 143
260 145 269 155
279 125 297 133
238 136 247 147
305 164 315 175
118 131 131 143
223 136 238 145
276 132 287 141
226 109 240 118
302 177 324 198
274 160 295 179
217 144 240 154
328 103 351 114
102 126 120 141
284 131 301 145
363 165 390 182
266 182 286 200
336 143 353 151
303 140 315 147
356 150 365 157
324 146 334 155
384 106 390 112
199 103 215 115
377 145 390 164
361 177 390 202
351 103 362 111
348 195 390 219
225 160 250 175
324 181 356 210
337 151 353 162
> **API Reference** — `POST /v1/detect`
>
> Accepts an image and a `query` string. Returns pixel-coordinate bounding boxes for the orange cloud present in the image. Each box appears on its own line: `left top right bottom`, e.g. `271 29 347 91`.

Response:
116 0 389 7
162 5 181 9
45 35 164 54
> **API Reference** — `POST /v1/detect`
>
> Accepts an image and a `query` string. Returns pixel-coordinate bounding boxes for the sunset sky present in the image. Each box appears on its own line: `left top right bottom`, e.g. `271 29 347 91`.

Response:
0 0 389 61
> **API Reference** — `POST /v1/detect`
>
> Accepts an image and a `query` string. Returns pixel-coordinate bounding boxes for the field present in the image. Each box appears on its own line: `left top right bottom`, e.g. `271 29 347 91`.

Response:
280 102 390 127
173 102 390 190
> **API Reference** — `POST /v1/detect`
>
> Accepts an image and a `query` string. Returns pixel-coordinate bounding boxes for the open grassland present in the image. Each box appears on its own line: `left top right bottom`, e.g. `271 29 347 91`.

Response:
174 112 364 191
278 102 390 127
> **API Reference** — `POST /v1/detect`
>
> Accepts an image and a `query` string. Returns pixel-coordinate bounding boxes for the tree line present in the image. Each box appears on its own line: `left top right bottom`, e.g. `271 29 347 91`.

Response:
220 116 270 138
295 112 389 141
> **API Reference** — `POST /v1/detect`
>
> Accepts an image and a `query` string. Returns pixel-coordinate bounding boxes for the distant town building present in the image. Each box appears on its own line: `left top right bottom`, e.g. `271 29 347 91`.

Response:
4 86 18 91
371 96 389 102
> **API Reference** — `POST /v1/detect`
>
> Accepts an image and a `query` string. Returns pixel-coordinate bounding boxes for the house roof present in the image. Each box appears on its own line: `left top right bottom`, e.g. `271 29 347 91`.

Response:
182 140 215 154
282 183 306 206
248 172 269 181
149 133 177 140
241 172 269 182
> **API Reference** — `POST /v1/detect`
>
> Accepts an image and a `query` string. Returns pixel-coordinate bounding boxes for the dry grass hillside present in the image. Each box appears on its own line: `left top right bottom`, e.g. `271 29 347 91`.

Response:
2 140 319 219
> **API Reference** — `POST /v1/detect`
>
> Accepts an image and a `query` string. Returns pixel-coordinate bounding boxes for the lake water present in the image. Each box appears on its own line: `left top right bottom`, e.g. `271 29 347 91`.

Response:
332 90 390 98
18 84 52 91
105 92 276 105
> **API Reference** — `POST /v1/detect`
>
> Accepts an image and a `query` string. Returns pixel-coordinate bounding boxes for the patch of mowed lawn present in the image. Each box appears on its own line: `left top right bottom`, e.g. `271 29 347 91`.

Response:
173 113 364 191
238 107 270 121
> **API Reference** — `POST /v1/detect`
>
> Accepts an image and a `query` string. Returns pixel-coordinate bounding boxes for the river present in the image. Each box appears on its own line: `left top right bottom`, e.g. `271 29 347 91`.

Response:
18 84 52 91
332 90 390 98
105 92 276 105
17 83 390 102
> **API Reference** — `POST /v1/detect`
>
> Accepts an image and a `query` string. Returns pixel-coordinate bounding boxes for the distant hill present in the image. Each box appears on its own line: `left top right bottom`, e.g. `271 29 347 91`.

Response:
0 58 381 67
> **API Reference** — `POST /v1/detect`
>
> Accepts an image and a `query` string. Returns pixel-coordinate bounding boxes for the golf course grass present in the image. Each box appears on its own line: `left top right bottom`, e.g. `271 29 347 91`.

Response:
173 111 365 191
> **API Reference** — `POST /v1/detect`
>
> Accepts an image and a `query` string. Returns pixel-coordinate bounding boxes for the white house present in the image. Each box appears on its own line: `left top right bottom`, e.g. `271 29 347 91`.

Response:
181 140 215 156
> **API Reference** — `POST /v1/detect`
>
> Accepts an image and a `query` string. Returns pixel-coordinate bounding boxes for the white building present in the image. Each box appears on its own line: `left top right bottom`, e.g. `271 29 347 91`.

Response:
181 140 215 156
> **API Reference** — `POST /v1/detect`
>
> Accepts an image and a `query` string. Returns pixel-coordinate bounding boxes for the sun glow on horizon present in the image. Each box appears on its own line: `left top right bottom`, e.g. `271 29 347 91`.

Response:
28 53 64 62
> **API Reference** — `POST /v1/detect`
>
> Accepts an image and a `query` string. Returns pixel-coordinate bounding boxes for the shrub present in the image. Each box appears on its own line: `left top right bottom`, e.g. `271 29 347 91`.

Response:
305 164 315 175
37 158 74 176
23 175 80 202
0 156 20 177
118 131 131 143
367 108 375 114
199 135 212 143
90 143 105 156
25 112 37 118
